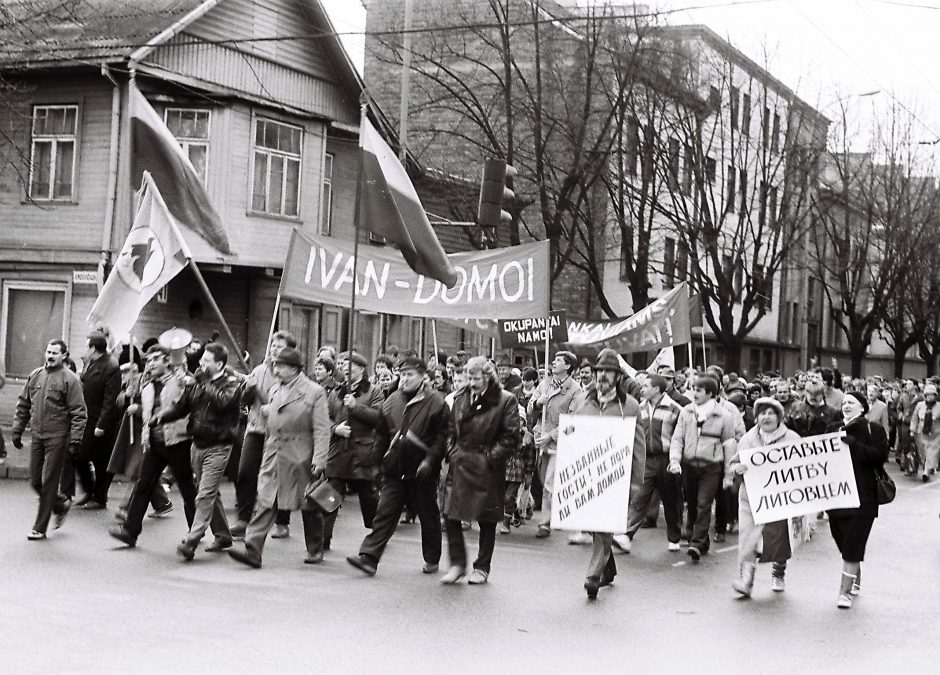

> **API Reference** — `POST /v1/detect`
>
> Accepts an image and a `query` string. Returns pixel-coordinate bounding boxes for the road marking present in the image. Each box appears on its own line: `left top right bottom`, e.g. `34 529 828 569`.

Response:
714 544 737 554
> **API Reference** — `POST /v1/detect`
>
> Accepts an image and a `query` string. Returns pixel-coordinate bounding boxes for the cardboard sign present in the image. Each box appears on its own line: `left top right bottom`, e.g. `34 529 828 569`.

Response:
550 413 636 533
740 431 859 524
498 311 568 347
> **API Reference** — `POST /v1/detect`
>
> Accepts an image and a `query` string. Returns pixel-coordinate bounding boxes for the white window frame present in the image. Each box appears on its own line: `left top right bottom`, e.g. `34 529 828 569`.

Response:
163 107 211 186
320 152 334 235
0 280 72 377
29 104 79 201
249 116 303 218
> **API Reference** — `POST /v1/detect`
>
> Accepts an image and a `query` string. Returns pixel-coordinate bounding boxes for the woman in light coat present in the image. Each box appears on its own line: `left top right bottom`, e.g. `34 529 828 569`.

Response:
729 397 802 597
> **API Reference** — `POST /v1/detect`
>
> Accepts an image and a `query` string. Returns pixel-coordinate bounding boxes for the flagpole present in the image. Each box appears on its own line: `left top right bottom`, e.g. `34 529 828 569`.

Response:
688 338 694 371
346 109 367 376
701 330 707 370
187 260 249 373
431 319 440 365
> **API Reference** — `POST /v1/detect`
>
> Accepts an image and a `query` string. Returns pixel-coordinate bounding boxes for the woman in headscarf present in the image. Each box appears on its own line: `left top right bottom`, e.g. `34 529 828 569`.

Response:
729 397 802 597
911 382 940 481
828 391 889 609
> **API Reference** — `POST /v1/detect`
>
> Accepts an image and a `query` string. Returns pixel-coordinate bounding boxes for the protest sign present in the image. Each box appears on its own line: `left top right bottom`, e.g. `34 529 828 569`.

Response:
550 414 636 533
280 229 550 320
498 311 568 347
740 431 859 524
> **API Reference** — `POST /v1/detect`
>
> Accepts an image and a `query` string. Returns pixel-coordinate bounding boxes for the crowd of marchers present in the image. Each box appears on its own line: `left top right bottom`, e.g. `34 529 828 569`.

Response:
3 331 930 607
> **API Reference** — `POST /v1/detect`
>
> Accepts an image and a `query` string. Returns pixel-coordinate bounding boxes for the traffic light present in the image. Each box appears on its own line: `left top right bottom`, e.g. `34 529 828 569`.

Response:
477 158 516 247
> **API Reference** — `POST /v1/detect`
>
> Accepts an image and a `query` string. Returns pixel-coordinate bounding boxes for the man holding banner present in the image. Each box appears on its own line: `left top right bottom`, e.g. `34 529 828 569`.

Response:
571 349 646 600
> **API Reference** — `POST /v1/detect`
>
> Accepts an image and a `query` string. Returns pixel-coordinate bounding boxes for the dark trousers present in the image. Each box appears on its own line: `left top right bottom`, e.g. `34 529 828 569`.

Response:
234 432 290 526
245 501 324 557
626 455 682 543
445 519 497 573
61 424 116 503
682 462 722 551
120 484 171 512
503 481 521 519
714 484 739 534
359 476 441 565
324 477 379 544
29 436 70 534
123 440 197 538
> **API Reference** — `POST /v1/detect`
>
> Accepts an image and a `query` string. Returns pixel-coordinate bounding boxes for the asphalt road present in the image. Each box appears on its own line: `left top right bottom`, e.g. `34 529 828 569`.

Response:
1 463 938 674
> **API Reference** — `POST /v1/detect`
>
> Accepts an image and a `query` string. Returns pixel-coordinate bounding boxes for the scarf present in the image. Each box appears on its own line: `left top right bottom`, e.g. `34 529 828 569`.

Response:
924 400 937 434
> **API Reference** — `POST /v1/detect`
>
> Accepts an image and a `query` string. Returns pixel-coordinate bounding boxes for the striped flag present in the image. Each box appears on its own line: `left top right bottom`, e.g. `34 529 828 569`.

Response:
130 83 231 255
358 113 458 286
88 172 192 340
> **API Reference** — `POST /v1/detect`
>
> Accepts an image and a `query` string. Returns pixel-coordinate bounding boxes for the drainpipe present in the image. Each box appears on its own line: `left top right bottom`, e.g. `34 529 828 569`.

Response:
99 63 122 291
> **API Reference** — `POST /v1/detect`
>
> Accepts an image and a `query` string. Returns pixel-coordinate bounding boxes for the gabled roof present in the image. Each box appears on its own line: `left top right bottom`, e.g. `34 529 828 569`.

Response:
0 0 213 67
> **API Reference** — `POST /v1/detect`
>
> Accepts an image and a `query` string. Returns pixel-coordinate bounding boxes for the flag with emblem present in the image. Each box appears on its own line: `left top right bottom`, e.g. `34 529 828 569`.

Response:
131 82 231 255
88 172 192 340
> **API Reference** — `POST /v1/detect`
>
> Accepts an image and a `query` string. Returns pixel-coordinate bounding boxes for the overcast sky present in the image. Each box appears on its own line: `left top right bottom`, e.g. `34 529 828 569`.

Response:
323 0 940 155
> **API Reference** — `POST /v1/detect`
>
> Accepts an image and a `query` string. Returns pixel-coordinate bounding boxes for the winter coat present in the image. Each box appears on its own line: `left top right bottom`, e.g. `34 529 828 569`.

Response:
670 400 738 479
910 399 940 469
784 400 842 439
80 355 122 435
14 364 87 444
326 377 384 480
528 375 581 455
447 382 521 522
160 371 244 447
572 386 647 516
829 417 890 519
866 399 890 431
504 401 537 483
256 373 331 511
376 383 450 480
242 362 278 434
731 423 801 563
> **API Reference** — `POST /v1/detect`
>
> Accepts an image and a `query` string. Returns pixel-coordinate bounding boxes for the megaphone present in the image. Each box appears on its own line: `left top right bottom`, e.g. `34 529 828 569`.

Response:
159 327 193 367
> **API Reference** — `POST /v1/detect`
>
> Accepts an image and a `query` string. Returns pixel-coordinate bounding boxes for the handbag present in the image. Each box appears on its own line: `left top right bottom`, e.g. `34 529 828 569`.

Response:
874 464 896 505
304 479 343 514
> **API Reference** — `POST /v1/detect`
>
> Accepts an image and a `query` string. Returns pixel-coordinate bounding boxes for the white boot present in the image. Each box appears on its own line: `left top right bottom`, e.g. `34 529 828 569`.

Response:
732 562 756 597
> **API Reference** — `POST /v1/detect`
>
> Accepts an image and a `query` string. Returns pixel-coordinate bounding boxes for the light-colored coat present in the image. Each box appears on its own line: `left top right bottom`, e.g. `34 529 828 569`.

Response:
256 373 331 512
670 401 738 480
911 399 940 471
528 375 581 455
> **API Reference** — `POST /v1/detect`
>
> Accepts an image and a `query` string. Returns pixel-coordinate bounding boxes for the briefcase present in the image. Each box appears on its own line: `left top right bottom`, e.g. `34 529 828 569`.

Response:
305 480 343 515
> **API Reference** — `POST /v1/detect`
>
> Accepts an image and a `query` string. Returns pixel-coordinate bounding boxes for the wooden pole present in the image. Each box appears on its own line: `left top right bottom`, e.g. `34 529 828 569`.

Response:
346 108 368 382
187 260 249 373
265 292 282 359
431 319 440 365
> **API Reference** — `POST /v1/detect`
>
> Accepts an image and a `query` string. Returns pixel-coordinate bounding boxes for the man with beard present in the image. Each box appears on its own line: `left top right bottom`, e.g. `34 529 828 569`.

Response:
347 356 449 576
13 340 87 539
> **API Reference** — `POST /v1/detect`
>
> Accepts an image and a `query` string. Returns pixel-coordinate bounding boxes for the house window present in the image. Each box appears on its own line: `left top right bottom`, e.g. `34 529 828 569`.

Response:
251 118 302 217
677 240 689 283
759 181 768 226
164 108 210 185
1 281 69 377
320 152 334 235
768 186 778 226
682 144 694 194
755 263 773 310
742 94 751 137
762 106 770 149
771 112 781 153
730 86 739 130
705 156 716 184
739 168 748 214
725 164 736 214
663 237 676 289
29 105 78 200
667 137 680 189
625 117 640 177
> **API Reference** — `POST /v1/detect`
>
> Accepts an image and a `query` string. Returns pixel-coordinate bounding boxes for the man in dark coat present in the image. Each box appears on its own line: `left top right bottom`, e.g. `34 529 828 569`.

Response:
347 356 449 576
441 356 521 585
323 352 384 550
62 331 121 508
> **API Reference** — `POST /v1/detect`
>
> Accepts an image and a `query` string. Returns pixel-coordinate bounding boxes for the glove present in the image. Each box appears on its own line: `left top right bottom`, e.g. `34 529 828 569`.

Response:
415 459 434 480
667 461 682 475
732 463 748 476
11 432 23 449
310 464 325 480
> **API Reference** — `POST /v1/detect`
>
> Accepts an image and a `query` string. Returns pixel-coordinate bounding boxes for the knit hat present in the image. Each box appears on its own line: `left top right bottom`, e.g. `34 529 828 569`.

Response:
844 390 869 415
753 396 785 419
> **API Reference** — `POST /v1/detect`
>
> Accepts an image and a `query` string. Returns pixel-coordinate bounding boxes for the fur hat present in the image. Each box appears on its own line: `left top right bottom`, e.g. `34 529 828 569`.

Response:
753 396 785 419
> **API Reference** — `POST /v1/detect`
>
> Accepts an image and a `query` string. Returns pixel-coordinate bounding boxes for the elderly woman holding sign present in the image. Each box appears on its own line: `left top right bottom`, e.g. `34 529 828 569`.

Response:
828 391 889 609
729 397 802 598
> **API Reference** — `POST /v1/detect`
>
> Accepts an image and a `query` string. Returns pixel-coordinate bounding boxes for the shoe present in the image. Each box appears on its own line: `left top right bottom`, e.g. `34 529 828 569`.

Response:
850 569 861 596
837 572 856 609
27 530 46 540
667 541 681 552
114 507 127 523
228 546 262 569
148 503 174 519
599 570 615 588
422 562 439 574
584 576 600 599
467 569 489 585
612 534 632 553
439 565 466 584
771 575 786 593
347 554 377 576
271 524 290 539
499 517 511 535
713 532 726 543
229 521 247 540
687 546 701 562
304 551 324 564
732 562 756 597
176 542 196 561
399 514 416 524
73 496 91 507
922 473 930 483
82 501 107 511
205 538 233 552
535 525 551 539
641 519 658 529
108 526 137 547
54 499 72 530
568 532 592 545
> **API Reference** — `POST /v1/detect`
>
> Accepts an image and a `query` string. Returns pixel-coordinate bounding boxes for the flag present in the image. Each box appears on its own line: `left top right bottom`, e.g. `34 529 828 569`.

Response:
689 292 703 328
358 113 458 286
648 346 675 371
130 83 231 255
88 172 192 340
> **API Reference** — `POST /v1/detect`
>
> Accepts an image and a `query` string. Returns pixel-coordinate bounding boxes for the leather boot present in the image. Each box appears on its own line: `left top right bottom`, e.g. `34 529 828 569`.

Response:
732 562 756 597
850 567 861 596
837 572 856 609
499 516 511 535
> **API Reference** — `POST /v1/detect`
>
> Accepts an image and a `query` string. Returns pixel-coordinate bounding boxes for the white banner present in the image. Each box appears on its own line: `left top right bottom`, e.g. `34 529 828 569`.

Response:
550 414 636 533
741 431 859 525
